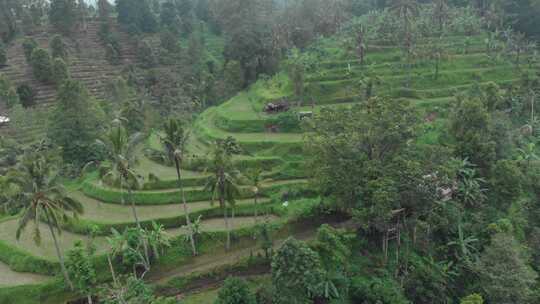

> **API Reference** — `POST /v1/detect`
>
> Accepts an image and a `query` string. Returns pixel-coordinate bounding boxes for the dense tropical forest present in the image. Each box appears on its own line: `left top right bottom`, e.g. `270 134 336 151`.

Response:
1 0 540 303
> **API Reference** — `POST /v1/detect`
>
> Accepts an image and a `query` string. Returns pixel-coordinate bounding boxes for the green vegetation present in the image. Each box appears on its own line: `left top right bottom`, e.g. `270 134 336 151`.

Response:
48 0 78 34
50 35 68 60
30 48 53 83
2 1 540 304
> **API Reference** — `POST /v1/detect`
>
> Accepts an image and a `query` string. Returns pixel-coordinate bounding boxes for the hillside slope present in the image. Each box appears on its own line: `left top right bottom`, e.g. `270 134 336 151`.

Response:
0 20 135 116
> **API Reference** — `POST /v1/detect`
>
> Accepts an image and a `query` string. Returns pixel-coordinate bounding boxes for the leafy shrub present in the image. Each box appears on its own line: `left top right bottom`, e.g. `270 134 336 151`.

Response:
0 75 19 108
51 57 69 85
350 276 409 304
30 48 53 83
49 0 78 33
215 277 256 304
105 43 121 64
22 37 38 62
16 84 36 108
460 294 484 304
50 34 68 60
137 41 157 68
160 29 179 53
98 22 111 42
403 255 450 304
271 238 325 304
255 283 274 304
99 23 122 64
273 111 301 132
0 44 6 66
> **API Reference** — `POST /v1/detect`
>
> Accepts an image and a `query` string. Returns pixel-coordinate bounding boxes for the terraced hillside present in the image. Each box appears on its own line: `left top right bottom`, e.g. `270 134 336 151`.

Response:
0 131 308 294
183 33 530 170
0 16 534 304
0 20 136 144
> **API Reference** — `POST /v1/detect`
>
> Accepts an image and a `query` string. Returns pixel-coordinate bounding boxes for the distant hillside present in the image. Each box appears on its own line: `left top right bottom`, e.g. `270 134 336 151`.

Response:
0 20 135 116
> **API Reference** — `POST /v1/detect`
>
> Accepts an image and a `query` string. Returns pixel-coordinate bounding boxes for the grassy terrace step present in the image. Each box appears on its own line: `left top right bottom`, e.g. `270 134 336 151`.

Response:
194 108 303 153
306 53 511 82
146 133 284 172
397 78 520 99
212 70 524 133
310 65 528 95
317 45 488 69
81 176 307 205
66 189 276 234
70 189 270 225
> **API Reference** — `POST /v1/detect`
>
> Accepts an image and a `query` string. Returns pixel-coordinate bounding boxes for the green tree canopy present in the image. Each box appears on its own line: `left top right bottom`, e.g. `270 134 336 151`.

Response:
48 80 104 166
49 0 78 34
477 233 537 304
449 94 497 171
22 37 38 62
52 57 70 85
271 237 325 304
50 34 68 60
66 240 97 304
215 277 256 304
30 48 53 83
117 0 158 33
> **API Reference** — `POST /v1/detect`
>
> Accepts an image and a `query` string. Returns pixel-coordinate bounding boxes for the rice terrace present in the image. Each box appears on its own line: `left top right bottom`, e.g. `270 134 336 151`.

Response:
1 0 540 303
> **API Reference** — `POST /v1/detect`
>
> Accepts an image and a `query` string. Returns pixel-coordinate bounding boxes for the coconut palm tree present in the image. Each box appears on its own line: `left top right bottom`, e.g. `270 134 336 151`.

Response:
390 0 419 87
390 0 419 35
12 152 83 290
205 137 241 250
433 0 449 32
96 125 143 228
160 118 197 256
96 125 150 270
246 167 262 224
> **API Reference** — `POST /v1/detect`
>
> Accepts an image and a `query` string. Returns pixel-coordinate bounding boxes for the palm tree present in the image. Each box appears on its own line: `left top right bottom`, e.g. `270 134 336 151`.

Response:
205 137 241 250
12 152 83 290
433 0 449 32
246 167 262 224
390 0 419 87
160 118 197 256
97 125 143 228
96 125 150 269
390 0 419 35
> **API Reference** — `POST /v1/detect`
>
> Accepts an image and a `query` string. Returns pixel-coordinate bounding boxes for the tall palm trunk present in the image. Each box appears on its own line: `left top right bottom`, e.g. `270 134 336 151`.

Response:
174 158 197 256
45 212 74 290
231 205 235 230
124 177 150 270
218 169 232 250
222 198 231 250
128 188 150 268
127 188 141 228
107 253 117 285
254 193 258 224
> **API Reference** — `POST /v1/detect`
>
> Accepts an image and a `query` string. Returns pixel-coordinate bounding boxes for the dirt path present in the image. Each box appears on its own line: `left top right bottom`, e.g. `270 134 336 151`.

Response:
147 220 353 286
